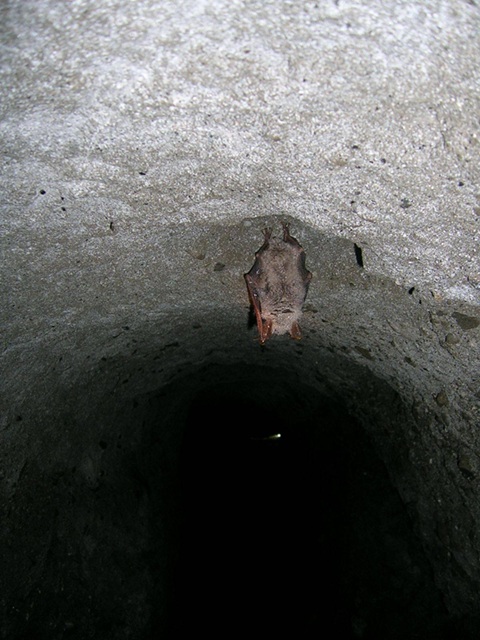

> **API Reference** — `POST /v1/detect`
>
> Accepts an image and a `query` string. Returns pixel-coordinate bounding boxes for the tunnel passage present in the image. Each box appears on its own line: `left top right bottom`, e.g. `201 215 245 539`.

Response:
2 210 480 640
1 348 478 640
164 364 451 639
1 218 479 638
2 0 480 634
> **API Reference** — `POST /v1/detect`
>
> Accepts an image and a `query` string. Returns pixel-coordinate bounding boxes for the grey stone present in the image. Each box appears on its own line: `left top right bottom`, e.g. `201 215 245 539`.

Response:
1 0 479 637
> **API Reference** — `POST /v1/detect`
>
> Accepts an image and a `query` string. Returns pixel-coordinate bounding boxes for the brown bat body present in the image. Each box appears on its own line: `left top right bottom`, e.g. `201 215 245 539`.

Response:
244 223 312 344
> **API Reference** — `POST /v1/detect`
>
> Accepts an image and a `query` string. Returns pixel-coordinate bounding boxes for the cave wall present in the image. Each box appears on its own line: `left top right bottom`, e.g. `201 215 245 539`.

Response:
1 0 480 638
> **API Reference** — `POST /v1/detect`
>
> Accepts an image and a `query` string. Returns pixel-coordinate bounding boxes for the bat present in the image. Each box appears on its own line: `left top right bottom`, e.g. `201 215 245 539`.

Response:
244 222 312 344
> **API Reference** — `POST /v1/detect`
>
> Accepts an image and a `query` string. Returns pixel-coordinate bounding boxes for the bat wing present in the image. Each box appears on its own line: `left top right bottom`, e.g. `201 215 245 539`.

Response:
244 273 273 344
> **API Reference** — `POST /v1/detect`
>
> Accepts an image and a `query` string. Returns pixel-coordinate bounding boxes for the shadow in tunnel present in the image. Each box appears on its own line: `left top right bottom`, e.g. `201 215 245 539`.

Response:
169 393 353 637
164 376 449 638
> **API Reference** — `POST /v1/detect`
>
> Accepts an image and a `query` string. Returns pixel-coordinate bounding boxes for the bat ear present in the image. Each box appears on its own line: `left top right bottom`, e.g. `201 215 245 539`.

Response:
289 321 302 341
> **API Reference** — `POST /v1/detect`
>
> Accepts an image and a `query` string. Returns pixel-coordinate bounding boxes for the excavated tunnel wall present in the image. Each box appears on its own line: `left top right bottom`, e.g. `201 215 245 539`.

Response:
1 1 480 638
2 222 479 638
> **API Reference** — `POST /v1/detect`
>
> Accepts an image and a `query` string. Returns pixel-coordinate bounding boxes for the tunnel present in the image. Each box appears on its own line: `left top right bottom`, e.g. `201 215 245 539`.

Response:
1 1 480 639
2 245 479 638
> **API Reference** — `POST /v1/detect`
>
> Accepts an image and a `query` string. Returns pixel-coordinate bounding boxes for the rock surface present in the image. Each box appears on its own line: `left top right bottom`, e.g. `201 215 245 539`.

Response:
1 1 479 638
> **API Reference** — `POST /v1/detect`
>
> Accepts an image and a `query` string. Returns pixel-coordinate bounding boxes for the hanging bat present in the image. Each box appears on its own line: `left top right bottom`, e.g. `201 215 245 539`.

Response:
244 222 312 344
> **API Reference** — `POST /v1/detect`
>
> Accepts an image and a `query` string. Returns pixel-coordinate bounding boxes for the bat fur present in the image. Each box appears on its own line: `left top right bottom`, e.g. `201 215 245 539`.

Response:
244 222 312 344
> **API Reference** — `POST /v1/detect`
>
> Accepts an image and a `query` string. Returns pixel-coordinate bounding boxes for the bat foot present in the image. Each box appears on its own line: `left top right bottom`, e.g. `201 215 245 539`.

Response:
282 221 300 247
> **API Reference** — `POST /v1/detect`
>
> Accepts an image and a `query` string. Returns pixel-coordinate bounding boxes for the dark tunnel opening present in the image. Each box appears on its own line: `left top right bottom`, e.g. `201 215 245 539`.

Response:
3 361 476 640
163 370 450 639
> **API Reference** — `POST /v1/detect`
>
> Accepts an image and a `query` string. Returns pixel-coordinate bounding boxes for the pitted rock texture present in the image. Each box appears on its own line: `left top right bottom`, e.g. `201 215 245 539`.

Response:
1 1 479 638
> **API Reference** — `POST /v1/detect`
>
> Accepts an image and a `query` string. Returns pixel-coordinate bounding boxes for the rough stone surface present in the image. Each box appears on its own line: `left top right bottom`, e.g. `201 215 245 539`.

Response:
1 0 480 638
